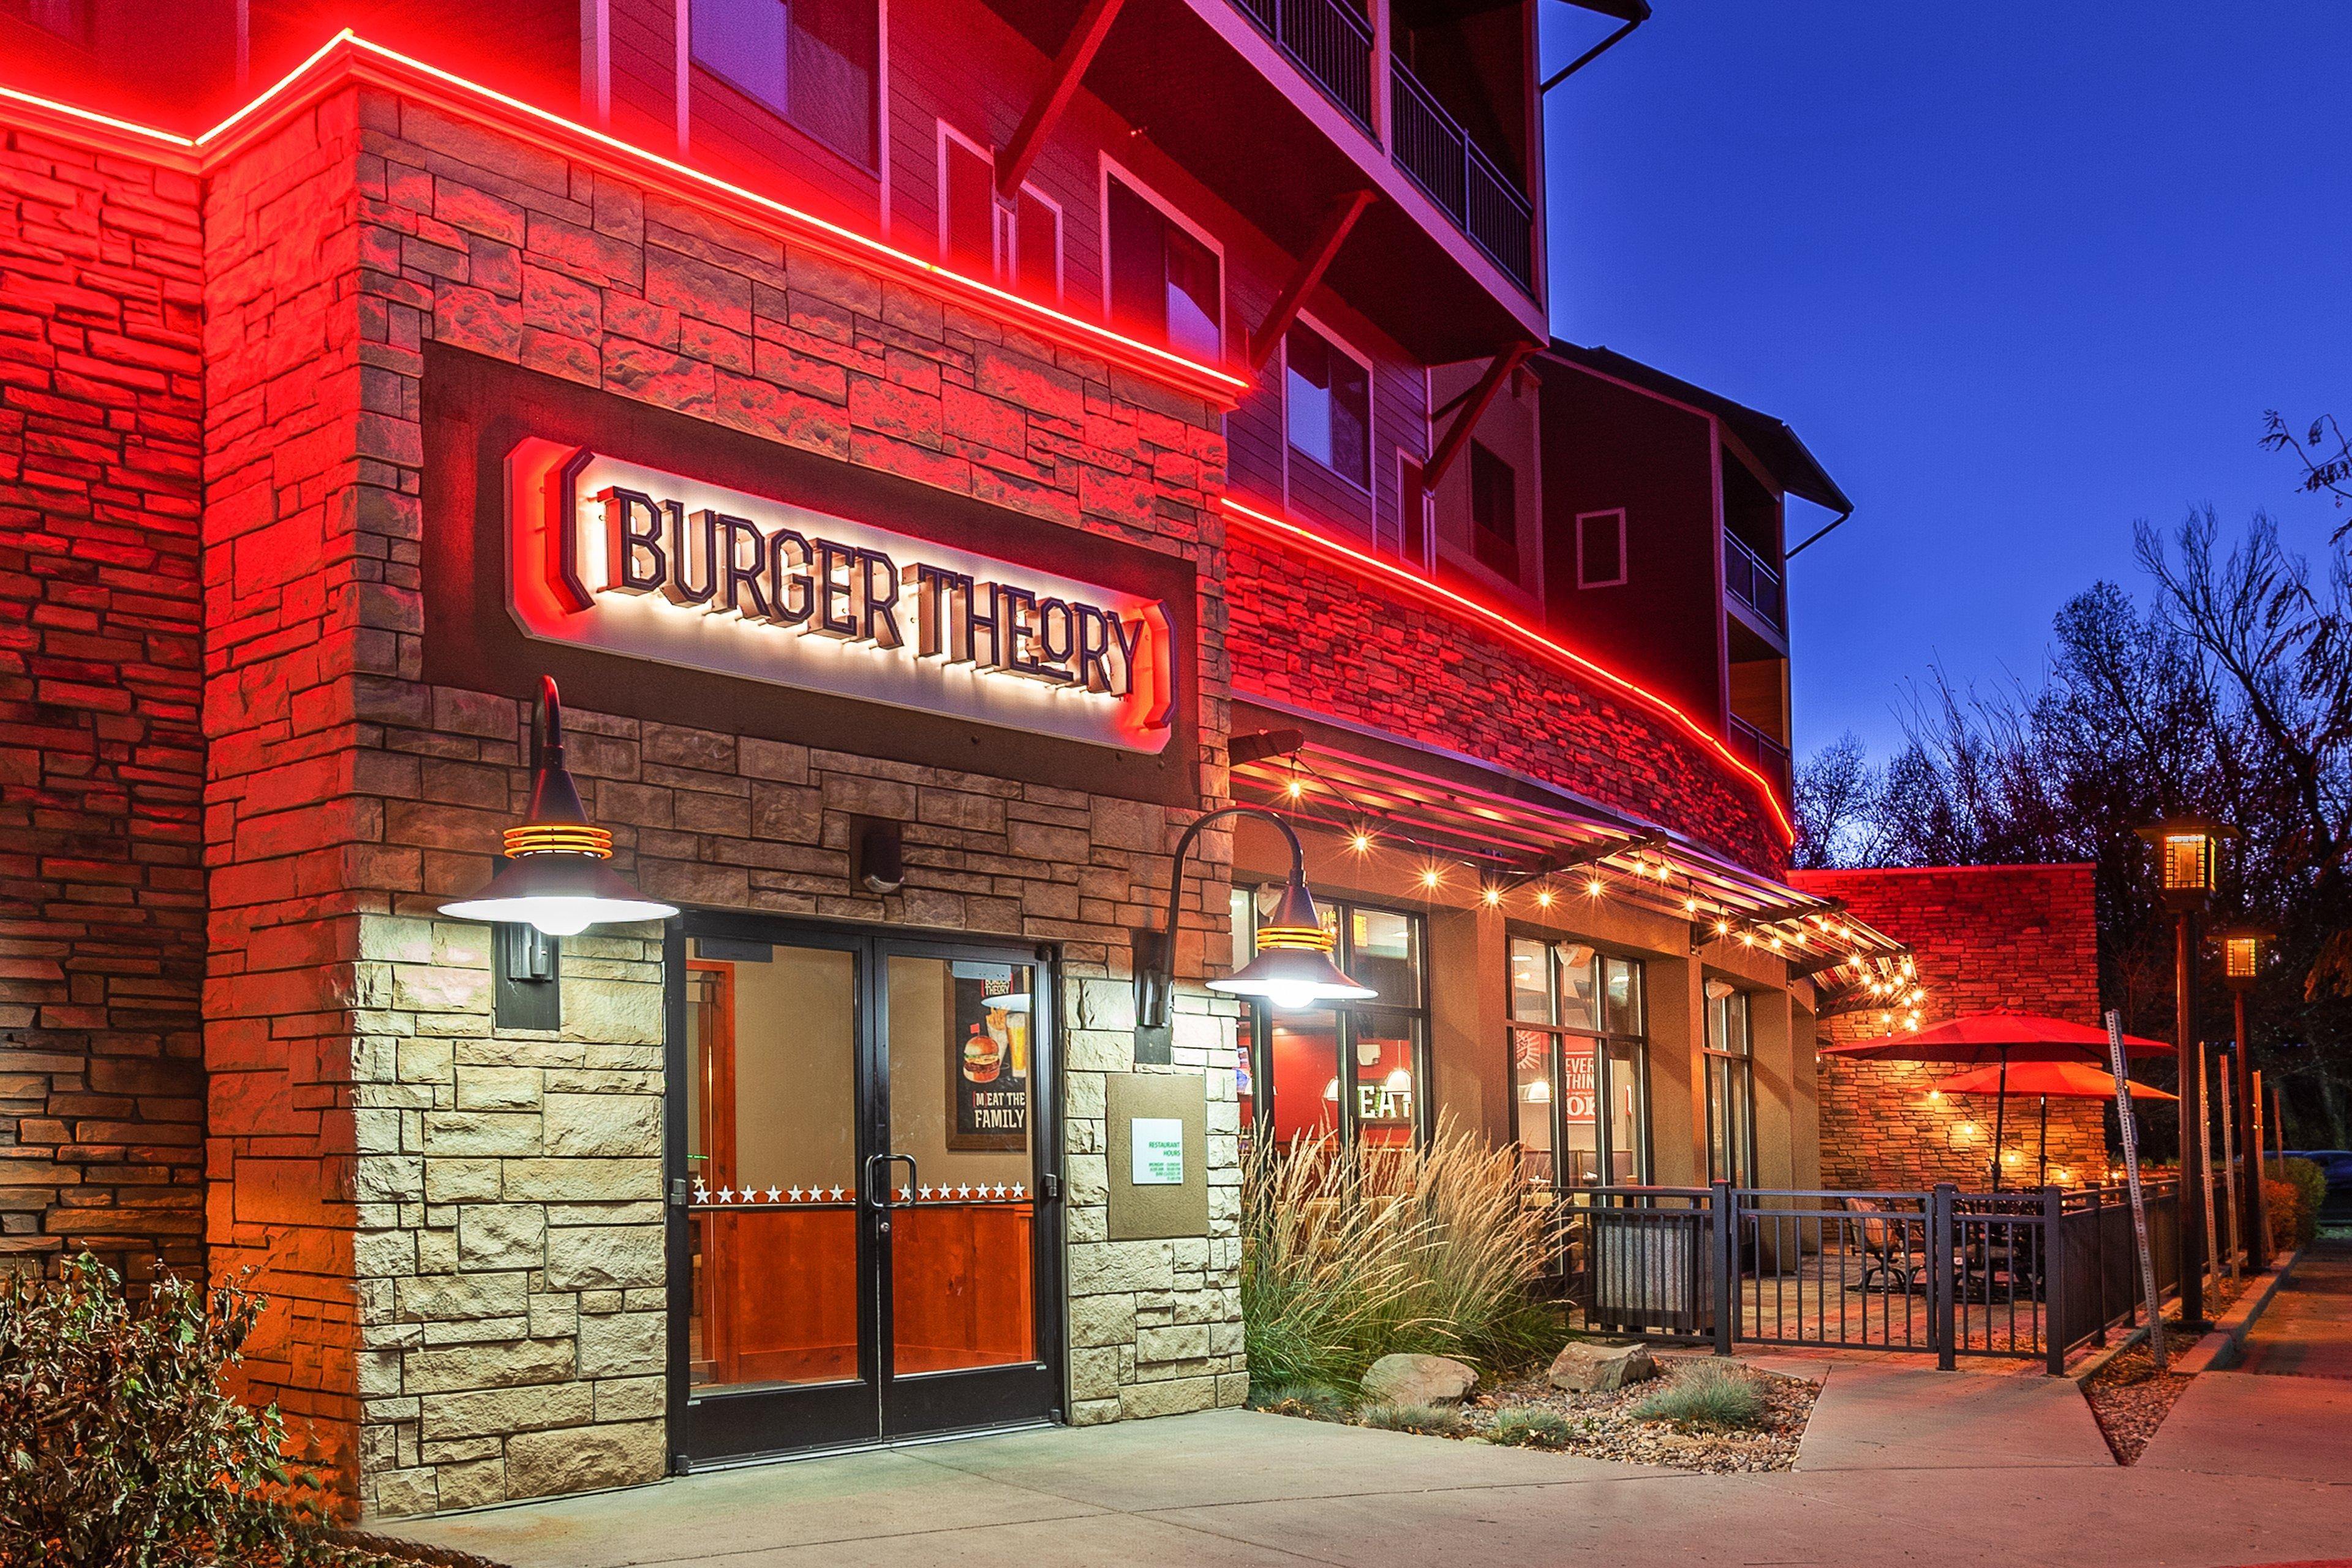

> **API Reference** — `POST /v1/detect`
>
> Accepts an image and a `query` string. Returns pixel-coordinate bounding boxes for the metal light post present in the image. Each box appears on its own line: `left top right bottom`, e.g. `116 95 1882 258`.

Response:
2217 924 2274 1266
2137 814 2236 1328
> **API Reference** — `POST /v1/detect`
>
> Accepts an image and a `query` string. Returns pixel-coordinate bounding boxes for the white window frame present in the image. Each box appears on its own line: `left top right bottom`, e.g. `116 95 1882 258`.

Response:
1098 153 1226 359
1576 507 1628 589
1395 448 1432 571
1010 182 1065 302
935 119 1001 276
1280 306 1374 499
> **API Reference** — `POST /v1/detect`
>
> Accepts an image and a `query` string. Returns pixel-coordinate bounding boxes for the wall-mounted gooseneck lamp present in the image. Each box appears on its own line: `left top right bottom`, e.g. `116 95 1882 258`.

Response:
1132 805 1373 1062
440 677 679 1027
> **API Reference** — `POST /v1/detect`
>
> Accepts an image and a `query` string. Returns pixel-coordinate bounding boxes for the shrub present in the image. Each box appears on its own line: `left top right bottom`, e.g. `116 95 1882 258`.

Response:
0 1254 331 1568
2272 1158 2327 1247
1630 1361 1770 1433
1240 1118 1555 1393
1245 1382 1352 1421
2263 1177 2310 1255
1489 1408 1575 1449
1359 1402 1462 1435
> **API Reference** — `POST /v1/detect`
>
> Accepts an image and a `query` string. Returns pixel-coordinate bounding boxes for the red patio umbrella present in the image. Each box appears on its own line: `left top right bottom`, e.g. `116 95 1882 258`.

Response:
1929 1059 2177 1188
1823 1010 2172 1191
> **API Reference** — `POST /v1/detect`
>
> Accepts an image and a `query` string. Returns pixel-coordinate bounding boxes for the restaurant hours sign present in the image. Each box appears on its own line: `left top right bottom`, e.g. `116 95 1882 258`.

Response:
505 440 1175 752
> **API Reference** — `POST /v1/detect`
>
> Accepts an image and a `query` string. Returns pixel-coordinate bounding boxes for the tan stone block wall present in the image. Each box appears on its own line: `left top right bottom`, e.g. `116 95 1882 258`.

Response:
349 913 666 1516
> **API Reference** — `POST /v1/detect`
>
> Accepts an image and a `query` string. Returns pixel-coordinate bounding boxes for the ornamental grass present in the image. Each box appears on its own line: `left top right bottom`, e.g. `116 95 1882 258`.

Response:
1240 1118 1559 1395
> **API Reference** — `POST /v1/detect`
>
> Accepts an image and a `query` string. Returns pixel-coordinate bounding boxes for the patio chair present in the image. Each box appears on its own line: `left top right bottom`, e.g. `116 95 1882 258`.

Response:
1843 1196 1925 1294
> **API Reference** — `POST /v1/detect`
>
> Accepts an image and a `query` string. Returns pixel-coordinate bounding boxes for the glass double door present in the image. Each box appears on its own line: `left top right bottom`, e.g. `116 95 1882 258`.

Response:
668 916 1058 1465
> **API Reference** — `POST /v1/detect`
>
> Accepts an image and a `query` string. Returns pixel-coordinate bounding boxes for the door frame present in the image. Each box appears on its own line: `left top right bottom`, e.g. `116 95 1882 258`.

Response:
662 910 1066 1472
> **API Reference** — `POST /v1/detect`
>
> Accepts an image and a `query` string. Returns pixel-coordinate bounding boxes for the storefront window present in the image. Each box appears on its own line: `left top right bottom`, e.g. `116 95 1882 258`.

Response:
1509 937 1648 1192
1237 891 1427 1152
1704 984 1755 1187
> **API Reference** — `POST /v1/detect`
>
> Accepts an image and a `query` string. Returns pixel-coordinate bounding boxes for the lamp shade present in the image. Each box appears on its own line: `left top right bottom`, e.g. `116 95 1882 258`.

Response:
439 676 679 937
2214 922 2274 989
1210 876 1375 1011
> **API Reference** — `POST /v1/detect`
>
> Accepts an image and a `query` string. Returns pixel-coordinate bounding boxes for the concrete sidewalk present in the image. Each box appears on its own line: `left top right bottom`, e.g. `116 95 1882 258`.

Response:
2138 1238 2352 1489
399 1373 2352 1568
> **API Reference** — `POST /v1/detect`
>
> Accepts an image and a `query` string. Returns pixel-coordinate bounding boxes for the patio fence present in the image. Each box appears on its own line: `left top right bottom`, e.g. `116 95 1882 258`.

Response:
1562 1180 2182 1371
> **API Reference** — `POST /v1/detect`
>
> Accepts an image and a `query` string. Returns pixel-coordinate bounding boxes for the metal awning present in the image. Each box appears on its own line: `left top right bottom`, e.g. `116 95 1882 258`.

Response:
1227 722 1915 1004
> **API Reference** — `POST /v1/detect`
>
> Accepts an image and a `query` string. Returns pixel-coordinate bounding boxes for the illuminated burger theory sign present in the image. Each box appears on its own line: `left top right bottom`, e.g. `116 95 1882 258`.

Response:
505 441 1174 753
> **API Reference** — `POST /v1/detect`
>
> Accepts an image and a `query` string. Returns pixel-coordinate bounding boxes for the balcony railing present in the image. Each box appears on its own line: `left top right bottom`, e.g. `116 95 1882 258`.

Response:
1728 715 1792 791
1229 0 1376 132
1389 57 1535 291
1724 533 1785 631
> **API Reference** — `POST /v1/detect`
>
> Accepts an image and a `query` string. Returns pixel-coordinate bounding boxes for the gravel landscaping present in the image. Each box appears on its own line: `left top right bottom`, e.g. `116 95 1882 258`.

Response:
2081 1272 2248 1464
1256 1354 1818 1474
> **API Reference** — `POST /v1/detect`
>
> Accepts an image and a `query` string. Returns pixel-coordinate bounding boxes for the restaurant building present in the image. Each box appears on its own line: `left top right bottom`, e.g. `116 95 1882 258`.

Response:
2 0 1922 1520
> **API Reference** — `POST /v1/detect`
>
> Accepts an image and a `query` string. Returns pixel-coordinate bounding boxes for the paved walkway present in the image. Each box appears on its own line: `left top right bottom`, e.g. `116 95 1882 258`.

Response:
2137 1239 2352 1491
401 1341 2352 1568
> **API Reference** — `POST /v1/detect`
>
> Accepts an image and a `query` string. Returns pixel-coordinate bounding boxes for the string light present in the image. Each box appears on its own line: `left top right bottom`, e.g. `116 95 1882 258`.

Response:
1348 826 1374 854
1419 866 1443 890
1480 884 1502 907
1535 886 1555 910
1584 876 1604 897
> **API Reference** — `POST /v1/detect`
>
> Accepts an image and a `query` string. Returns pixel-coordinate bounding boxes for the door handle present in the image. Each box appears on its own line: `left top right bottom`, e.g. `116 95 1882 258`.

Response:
867 1152 917 1209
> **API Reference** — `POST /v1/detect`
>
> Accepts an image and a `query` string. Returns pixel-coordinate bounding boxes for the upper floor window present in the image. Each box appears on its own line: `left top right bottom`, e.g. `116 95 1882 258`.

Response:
1469 441 1517 579
693 0 878 168
1284 320 1370 488
1106 172 1221 363
938 125 1063 301
1577 508 1627 588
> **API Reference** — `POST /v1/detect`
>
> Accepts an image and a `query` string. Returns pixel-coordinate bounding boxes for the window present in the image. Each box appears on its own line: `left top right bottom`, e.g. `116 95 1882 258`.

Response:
1577 508 1627 588
938 127 996 276
1703 983 1755 1187
1397 453 1430 569
1510 938 1648 1194
1105 173 1221 363
1284 320 1370 488
692 0 878 167
1012 189 1062 300
1233 890 1426 1156
1469 442 1517 579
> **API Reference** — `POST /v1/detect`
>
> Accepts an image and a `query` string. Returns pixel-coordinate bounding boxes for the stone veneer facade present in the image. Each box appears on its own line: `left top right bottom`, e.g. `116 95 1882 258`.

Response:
1794 864 2109 1190
135 69 1244 1515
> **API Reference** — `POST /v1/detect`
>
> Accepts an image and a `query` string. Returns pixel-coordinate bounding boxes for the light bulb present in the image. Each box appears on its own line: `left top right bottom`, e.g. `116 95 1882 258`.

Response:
1384 1067 1411 1093
1263 983 1317 1011
522 900 600 937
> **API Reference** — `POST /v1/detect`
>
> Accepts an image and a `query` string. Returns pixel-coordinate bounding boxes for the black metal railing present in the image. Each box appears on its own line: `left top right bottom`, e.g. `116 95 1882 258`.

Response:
1389 58 1534 291
1228 0 1376 132
1724 532 1785 630
2054 1180 2182 1357
1570 1181 2182 1371
1728 715 1792 790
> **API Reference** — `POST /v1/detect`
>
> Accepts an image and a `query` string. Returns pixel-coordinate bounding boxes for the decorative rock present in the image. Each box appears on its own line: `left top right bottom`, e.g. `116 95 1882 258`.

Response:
1549 1340 1657 1394
1362 1353 1479 1407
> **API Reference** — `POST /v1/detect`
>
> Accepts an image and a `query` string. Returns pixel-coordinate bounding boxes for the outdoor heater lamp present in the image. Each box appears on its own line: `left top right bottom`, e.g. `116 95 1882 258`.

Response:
1133 806 1373 1042
439 677 679 937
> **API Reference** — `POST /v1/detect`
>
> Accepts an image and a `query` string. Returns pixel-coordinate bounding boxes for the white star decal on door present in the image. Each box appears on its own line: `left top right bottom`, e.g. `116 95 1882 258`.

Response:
718 1187 736 1203
829 1186 846 1201
766 1187 783 1202
992 1184 1008 1199
899 1186 913 1202
787 1186 804 1202
919 1186 933 1200
692 1182 710 1204
955 1185 971 1199
1011 1183 1025 1199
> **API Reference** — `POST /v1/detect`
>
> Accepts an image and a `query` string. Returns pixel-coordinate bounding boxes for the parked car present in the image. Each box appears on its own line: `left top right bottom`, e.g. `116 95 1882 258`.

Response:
2279 1150 2352 1189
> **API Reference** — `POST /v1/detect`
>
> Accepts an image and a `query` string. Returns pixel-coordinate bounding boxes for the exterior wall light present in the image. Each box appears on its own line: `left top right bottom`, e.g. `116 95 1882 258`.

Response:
1133 805 1372 1061
440 676 680 937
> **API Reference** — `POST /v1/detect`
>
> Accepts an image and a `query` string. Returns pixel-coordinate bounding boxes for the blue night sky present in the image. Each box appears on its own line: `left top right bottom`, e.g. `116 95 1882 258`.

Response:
1537 1 2352 763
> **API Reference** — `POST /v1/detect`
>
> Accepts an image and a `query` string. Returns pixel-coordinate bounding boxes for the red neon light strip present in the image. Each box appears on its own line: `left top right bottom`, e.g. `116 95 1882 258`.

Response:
0 32 1246 407
1222 494 1796 843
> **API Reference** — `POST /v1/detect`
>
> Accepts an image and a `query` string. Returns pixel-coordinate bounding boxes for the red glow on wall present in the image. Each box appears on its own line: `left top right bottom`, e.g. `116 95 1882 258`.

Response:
1221 494 1796 843
0 31 1246 407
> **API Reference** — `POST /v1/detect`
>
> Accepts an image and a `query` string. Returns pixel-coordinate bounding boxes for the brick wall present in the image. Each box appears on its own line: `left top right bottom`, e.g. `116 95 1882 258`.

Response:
1793 864 2110 1190
1227 533 1787 872
0 127 207 1283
